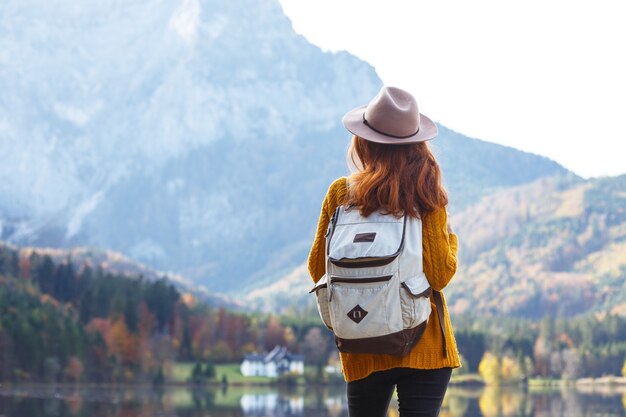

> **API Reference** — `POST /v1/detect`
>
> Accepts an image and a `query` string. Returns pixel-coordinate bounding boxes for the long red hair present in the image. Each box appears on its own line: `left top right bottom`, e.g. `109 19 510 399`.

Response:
347 135 448 218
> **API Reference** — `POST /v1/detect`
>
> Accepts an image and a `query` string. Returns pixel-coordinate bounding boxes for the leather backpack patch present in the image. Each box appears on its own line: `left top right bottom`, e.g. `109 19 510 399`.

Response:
353 232 376 243
347 305 368 324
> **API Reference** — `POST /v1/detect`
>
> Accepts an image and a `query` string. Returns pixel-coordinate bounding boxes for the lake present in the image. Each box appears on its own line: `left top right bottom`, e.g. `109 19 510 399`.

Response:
1 384 625 416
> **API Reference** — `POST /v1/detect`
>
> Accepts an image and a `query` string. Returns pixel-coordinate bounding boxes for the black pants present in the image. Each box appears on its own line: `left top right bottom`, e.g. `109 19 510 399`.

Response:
347 367 452 417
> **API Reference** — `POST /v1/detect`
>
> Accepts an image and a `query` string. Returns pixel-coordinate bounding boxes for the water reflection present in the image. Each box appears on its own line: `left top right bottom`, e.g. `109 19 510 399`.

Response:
441 385 626 417
1 384 626 416
240 392 303 416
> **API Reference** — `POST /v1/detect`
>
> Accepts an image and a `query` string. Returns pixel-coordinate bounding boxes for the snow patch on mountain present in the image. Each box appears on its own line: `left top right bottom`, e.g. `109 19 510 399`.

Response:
66 190 105 239
169 0 201 45
53 101 104 127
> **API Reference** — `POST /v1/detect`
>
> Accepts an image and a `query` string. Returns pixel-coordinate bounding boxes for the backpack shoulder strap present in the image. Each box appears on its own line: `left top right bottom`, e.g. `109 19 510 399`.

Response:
432 290 448 358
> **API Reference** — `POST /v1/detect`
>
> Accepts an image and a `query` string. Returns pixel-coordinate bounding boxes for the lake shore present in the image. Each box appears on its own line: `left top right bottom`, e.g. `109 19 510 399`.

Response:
4 368 626 389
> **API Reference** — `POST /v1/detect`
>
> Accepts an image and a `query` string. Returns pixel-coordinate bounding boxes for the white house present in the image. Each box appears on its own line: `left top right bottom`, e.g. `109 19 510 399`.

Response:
240 346 304 377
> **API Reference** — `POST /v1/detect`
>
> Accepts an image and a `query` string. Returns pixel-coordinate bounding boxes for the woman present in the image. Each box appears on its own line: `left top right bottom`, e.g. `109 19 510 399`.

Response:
307 86 460 417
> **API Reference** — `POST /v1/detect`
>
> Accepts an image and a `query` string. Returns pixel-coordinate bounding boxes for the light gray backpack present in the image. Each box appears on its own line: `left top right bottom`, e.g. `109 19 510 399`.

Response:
310 205 447 357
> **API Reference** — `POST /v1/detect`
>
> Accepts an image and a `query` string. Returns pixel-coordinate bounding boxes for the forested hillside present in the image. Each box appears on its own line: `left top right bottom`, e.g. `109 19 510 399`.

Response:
447 173 626 318
12 244 238 308
4 240 626 383
0 245 333 383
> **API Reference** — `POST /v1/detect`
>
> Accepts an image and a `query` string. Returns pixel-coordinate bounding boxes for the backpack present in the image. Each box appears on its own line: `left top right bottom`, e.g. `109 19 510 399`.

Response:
310 205 447 357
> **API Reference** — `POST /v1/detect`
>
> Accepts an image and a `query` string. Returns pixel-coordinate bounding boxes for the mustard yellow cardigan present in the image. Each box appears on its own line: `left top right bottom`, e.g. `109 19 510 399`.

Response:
307 177 461 382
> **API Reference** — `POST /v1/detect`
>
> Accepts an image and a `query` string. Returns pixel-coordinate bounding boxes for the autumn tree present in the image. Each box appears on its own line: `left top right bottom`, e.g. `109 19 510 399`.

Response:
300 327 329 366
108 317 139 366
189 315 212 360
18 254 31 280
210 340 234 363
500 355 523 383
263 316 286 350
478 352 501 385
64 356 84 382
561 348 582 380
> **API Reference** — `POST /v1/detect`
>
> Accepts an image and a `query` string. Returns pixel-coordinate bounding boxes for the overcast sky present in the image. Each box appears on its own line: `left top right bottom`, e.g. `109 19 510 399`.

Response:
278 0 625 178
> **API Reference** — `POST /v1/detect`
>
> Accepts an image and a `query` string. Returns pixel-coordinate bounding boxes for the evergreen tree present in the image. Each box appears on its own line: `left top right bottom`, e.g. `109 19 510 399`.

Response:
35 255 55 294
191 362 204 384
181 320 193 360
203 361 216 379
153 367 165 386
9 252 19 278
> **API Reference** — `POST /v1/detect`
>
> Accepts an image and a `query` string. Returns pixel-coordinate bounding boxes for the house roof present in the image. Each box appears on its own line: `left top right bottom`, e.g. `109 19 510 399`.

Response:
243 354 265 361
243 346 304 363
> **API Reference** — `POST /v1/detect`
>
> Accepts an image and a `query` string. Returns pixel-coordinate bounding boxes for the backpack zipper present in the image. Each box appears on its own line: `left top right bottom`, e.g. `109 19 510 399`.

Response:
329 275 393 301
325 206 341 256
330 255 398 268
330 276 393 284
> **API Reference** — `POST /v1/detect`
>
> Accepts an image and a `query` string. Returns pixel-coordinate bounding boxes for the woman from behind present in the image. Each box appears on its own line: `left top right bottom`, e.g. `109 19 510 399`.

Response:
308 86 461 417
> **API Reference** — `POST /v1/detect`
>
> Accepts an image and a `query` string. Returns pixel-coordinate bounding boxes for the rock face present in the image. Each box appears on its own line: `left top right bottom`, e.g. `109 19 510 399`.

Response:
0 0 567 292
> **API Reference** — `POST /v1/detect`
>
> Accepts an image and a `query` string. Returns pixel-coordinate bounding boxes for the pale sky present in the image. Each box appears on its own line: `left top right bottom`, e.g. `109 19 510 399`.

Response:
278 0 626 178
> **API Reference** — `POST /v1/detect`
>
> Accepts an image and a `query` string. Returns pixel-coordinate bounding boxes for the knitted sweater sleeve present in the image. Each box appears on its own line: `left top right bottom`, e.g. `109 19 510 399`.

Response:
422 207 459 291
307 177 347 283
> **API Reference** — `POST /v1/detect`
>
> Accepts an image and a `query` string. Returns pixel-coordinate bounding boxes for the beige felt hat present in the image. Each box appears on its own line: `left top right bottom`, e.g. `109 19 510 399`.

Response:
342 86 438 144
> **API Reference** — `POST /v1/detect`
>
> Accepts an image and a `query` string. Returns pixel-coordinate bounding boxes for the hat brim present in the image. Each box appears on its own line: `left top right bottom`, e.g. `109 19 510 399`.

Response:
342 105 438 144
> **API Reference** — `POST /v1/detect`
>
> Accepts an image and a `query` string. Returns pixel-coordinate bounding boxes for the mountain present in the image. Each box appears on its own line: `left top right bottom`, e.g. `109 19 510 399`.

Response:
0 0 567 293
246 174 626 319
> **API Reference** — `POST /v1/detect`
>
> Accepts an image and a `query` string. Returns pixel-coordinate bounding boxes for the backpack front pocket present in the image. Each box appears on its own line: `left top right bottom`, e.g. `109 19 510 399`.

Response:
399 274 432 329
328 275 397 339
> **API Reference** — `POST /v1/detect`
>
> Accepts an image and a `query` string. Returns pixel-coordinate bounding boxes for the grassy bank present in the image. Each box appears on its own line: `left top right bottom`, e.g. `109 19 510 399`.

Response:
172 362 332 385
173 363 484 386
172 363 275 384
172 364 626 389
449 373 484 385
